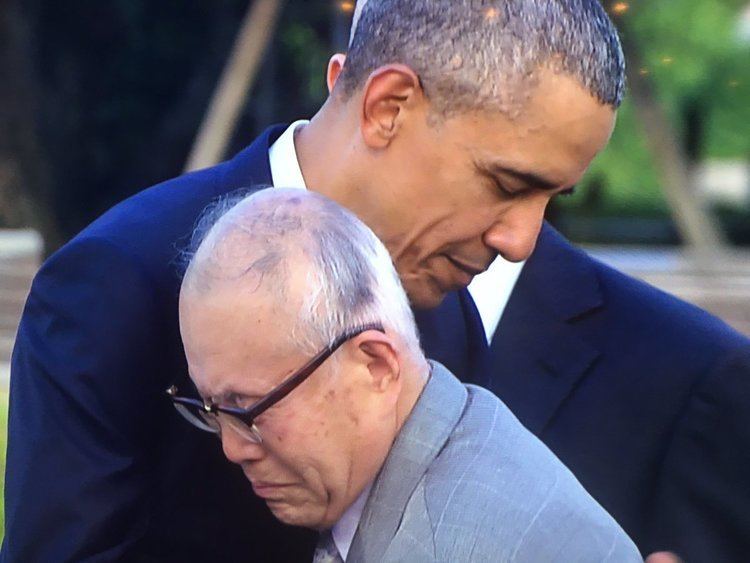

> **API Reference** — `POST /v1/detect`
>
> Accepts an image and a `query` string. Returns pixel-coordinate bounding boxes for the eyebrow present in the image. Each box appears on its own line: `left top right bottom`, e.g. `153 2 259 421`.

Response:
478 160 563 192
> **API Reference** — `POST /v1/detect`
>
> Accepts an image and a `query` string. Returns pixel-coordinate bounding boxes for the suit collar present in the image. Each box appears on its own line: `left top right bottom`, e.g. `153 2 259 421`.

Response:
348 362 466 562
217 124 288 192
524 223 603 321
488 223 602 434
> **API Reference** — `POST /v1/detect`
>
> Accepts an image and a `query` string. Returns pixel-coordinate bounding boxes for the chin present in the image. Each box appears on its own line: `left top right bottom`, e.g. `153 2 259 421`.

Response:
267 502 314 527
267 501 329 530
406 284 448 310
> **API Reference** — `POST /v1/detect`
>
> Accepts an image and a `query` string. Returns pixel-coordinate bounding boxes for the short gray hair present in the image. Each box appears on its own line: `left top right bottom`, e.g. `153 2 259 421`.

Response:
341 0 625 116
183 188 422 358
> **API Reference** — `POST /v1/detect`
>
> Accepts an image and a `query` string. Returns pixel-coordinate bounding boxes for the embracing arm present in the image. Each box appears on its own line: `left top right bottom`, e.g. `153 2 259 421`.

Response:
1 236 165 561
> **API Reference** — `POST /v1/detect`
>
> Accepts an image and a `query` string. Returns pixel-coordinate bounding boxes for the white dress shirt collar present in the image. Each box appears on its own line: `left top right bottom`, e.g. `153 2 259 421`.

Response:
268 119 309 190
468 257 525 343
331 482 373 561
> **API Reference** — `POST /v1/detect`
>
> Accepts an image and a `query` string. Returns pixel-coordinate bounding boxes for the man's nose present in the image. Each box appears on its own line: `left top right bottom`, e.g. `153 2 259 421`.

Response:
220 425 264 465
482 199 546 262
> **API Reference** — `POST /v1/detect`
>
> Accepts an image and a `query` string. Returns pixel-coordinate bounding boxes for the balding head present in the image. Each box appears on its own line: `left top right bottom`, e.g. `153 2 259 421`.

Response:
182 188 421 358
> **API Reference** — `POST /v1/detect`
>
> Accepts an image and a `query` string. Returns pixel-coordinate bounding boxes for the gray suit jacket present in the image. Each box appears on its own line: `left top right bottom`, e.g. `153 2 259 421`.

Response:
348 362 642 562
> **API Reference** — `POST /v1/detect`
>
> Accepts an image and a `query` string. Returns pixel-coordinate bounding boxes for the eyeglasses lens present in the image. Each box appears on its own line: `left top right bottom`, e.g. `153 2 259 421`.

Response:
173 403 262 444
174 403 220 433
221 414 263 444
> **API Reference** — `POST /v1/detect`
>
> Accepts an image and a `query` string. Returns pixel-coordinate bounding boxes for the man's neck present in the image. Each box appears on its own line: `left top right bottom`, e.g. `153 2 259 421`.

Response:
295 101 360 207
395 357 431 433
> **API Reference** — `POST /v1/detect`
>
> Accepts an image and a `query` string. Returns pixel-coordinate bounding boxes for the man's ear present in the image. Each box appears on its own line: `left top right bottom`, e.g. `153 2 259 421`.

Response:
350 330 401 393
327 53 347 93
360 64 423 149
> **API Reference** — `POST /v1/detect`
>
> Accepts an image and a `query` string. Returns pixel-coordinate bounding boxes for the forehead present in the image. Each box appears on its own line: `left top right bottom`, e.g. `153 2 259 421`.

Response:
443 70 616 185
179 285 301 399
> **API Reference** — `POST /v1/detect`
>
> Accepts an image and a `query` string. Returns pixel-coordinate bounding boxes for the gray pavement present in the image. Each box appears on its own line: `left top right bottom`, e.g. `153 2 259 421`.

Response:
0 230 41 385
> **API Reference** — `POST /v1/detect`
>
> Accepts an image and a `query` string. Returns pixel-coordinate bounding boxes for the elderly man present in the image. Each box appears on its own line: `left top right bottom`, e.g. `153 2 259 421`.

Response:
6 0 743 561
175 188 641 562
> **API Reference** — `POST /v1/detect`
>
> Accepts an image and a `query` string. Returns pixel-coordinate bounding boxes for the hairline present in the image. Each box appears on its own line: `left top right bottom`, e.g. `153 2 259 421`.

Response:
339 0 626 117
333 61 617 127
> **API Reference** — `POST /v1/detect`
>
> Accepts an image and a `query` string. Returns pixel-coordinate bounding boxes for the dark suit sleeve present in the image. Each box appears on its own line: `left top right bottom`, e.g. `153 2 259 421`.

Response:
648 345 750 561
2 236 165 561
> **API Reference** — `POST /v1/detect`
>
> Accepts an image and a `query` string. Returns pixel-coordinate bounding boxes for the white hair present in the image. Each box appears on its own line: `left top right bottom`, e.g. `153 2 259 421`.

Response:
183 188 423 359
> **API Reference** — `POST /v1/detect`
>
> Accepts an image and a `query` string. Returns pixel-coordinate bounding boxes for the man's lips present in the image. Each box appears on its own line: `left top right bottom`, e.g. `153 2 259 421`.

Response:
251 481 292 499
445 256 486 277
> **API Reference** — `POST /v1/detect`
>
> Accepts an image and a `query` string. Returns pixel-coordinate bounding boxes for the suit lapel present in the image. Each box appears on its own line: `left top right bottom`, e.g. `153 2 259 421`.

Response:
348 363 467 562
216 123 287 193
457 287 492 382
415 288 488 385
489 224 602 435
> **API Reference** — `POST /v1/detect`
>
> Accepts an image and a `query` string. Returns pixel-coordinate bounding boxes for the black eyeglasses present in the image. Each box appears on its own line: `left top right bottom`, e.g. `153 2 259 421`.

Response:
167 322 385 443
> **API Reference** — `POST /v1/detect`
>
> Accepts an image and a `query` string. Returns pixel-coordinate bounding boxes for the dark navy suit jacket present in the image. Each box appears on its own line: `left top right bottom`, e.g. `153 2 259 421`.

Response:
490 224 750 562
1 125 486 562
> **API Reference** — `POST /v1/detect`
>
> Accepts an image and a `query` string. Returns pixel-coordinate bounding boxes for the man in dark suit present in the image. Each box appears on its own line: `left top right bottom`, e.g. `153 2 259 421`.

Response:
0 0 717 561
363 2 750 557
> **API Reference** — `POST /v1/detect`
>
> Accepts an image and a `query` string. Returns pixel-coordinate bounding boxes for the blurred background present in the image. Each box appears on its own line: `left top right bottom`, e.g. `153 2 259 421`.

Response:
0 0 748 532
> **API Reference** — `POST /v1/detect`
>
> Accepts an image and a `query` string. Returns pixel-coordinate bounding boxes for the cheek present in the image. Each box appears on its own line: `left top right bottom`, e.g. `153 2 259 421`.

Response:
263 409 316 453
262 430 330 503
411 206 501 257
273 381 363 467
444 206 497 235
263 406 342 473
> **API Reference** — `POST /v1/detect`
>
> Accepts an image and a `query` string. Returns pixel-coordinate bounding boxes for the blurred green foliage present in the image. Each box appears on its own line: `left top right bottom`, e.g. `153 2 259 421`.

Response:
281 20 330 104
561 1 750 224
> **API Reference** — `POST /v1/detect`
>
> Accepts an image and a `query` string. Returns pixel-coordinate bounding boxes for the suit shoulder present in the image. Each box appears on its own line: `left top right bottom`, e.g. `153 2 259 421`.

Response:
43 159 268 293
81 162 231 246
536 227 749 354
38 171 213 296
534 226 747 353
588 251 748 351
423 387 640 561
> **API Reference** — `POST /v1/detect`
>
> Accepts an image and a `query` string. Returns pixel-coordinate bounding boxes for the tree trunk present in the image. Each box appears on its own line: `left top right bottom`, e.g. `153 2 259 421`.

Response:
185 0 286 172
619 28 728 253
